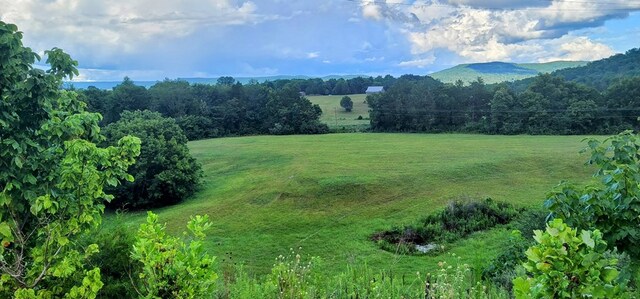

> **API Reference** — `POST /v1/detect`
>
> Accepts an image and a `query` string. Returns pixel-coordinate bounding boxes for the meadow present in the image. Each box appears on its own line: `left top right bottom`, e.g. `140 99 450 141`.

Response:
307 94 370 131
106 133 597 278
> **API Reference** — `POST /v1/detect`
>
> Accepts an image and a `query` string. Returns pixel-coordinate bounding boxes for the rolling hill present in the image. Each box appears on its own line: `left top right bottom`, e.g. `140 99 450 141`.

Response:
105 133 594 277
430 61 587 84
507 48 640 91
546 48 640 90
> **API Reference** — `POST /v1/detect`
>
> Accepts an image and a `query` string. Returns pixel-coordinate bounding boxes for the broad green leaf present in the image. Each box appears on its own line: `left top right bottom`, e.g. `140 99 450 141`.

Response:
601 268 619 283
13 156 23 168
581 230 595 248
0 222 11 238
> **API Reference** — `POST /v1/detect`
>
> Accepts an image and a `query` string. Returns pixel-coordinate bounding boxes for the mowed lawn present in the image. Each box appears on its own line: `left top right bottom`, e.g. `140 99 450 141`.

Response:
307 94 369 130
107 133 597 277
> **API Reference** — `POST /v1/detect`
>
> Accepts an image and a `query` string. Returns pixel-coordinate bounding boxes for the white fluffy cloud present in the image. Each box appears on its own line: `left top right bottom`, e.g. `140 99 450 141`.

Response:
398 53 436 68
538 36 615 62
0 0 266 65
361 0 640 64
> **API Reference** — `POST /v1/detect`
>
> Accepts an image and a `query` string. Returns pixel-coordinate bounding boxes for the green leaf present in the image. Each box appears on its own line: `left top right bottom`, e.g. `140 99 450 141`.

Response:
0 222 12 238
581 230 595 248
601 268 619 283
25 174 37 185
0 192 11 206
106 177 118 187
13 156 23 168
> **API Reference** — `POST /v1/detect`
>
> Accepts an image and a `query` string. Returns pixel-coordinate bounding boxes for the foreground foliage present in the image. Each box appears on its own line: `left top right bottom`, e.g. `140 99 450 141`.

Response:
221 251 508 299
546 130 640 257
513 219 629 298
0 21 140 297
131 212 218 298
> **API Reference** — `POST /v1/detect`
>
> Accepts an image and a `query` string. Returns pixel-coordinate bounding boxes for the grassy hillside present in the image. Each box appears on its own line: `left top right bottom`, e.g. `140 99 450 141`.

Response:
106 133 596 278
430 61 586 84
307 94 370 130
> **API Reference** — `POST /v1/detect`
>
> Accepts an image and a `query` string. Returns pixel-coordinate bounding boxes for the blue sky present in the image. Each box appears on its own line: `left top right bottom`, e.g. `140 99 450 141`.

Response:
1 0 639 81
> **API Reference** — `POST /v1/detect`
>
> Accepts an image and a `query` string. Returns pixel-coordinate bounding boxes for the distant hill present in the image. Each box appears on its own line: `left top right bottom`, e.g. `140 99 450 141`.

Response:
547 48 640 90
430 61 587 84
63 75 365 90
508 48 640 91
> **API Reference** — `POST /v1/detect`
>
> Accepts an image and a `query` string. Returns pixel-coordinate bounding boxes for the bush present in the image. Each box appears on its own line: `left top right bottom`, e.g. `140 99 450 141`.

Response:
103 110 202 209
373 198 520 254
340 96 353 112
482 209 548 291
481 230 531 292
507 208 548 239
132 212 217 298
513 219 629 298
545 131 640 257
81 222 140 298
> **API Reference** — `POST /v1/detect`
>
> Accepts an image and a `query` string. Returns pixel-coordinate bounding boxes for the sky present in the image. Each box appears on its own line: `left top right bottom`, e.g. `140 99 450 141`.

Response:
1 0 640 81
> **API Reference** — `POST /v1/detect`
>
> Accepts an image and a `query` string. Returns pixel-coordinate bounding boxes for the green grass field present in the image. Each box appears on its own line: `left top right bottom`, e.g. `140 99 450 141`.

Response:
106 133 597 278
307 94 370 130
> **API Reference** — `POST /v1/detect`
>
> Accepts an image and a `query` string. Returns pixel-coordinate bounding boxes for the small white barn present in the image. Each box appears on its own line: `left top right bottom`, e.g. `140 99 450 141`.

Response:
366 86 384 94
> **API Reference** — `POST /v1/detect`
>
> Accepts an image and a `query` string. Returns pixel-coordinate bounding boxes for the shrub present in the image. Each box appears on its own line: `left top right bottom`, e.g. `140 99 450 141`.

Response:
545 131 640 257
507 208 548 239
482 209 548 291
513 219 629 298
131 212 217 298
373 198 520 254
81 222 140 298
340 96 353 112
103 110 202 209
481 230 531 292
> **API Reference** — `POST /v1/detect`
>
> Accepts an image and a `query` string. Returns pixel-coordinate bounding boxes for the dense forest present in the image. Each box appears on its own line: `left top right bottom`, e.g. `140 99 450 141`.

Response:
369 48 640 135
511 48 640 91
368 74 640 134
79 77 331 140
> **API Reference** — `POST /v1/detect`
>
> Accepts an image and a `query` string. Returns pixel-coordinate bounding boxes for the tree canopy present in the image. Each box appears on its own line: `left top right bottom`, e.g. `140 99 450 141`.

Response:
0 21 140 297
340 96 353 112
103 110 202 209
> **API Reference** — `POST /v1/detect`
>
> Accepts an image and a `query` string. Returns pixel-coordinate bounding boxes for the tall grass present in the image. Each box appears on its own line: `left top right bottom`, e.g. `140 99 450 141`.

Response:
219 251 510 298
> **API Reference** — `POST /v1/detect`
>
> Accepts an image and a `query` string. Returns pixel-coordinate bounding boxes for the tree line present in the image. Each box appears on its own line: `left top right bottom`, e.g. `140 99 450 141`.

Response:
257 75 394 96
79 77 330 140
368 74 640 135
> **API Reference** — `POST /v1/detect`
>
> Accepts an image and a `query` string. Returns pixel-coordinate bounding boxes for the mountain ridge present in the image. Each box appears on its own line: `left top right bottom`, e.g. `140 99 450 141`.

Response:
429 61 587 84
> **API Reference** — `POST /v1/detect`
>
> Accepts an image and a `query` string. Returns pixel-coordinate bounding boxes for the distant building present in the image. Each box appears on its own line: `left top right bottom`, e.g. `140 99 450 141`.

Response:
366 86 384 94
